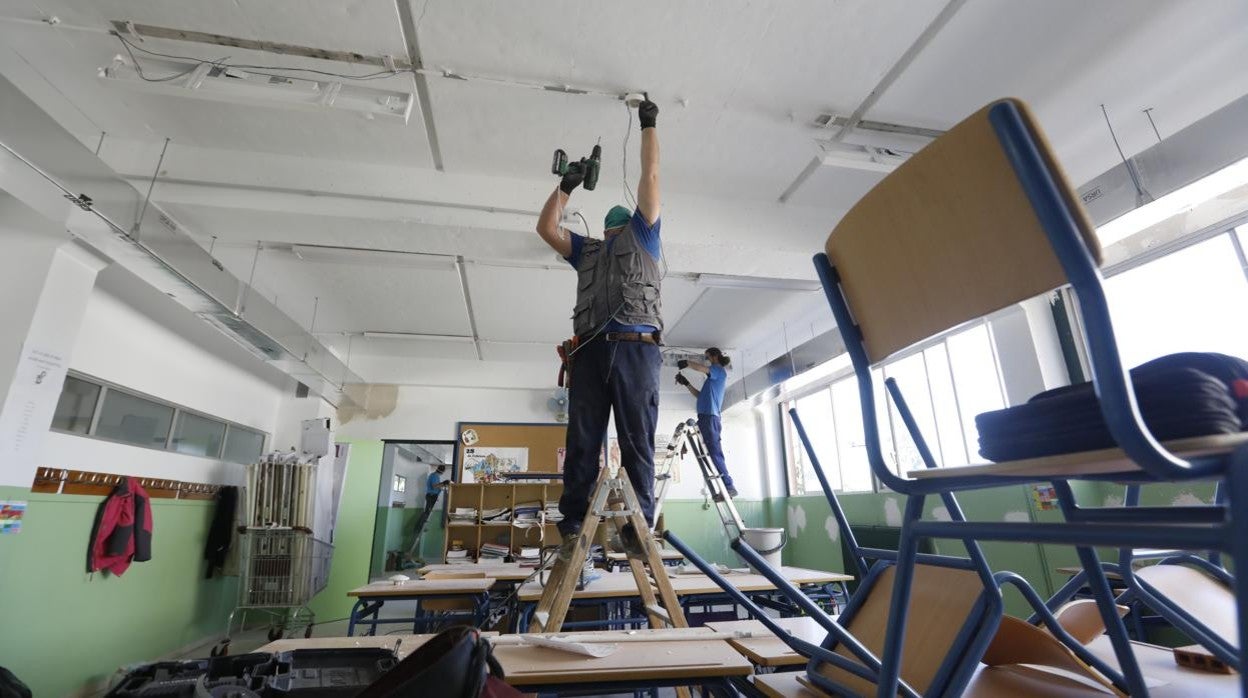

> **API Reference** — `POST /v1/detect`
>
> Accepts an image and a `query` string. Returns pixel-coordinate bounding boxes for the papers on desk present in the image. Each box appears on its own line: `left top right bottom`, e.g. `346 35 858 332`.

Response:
521 635 617 658
672 562 746 576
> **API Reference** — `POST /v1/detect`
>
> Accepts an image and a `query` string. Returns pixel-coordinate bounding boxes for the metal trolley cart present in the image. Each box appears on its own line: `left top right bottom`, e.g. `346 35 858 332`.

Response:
211 528 332 656
211 452 334 656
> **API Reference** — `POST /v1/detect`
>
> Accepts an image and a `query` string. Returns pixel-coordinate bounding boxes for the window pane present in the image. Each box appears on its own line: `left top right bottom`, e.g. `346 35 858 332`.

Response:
831 379 875 492
946 324 1006 463
95 390 174 448
51 376 100 434
793 389 839 493
1104 235 1248 367
171 411 226 458
872 368 898 478
223 426 266 464
923 344 969 465
884 353 938 475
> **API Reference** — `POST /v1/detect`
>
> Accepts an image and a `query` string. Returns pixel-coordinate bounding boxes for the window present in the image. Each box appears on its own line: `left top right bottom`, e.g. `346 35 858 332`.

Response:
783 321 1006 494
95 390 174 448
223 426 266 465
393 475 407 493
50 372 269 462
171 411 226 458
50 376 100 434
1103 233 1248 367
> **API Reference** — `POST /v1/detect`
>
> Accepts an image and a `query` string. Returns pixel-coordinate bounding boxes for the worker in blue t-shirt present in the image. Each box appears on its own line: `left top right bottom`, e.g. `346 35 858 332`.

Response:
676 348 737 498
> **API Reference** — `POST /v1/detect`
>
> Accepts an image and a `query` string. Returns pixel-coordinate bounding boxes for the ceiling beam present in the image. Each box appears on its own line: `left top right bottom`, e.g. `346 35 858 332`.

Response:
394 0 444 172
777 0 967 203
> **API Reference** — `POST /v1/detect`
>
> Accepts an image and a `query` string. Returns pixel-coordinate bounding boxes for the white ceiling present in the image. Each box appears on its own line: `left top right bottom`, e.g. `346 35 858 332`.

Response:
1 0 1246 388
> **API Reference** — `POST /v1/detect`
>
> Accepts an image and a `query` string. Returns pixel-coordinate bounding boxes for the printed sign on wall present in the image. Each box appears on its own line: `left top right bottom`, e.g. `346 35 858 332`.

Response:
462 447 529 483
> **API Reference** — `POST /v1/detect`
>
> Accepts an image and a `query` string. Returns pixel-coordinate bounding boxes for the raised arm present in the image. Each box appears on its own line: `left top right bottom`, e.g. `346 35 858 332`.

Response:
536 188 573 258
637 99 660 226
536 162 586 258
678 359 710 375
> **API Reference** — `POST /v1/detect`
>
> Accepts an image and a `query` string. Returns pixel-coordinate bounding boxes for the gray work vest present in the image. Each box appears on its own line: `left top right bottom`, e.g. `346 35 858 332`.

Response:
572 224 663 336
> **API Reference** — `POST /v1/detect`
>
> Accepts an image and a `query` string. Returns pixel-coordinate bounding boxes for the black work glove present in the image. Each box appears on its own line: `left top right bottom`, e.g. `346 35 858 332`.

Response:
676 359 689 370
675 374 690 386
560 161 584 194
638 99 658 130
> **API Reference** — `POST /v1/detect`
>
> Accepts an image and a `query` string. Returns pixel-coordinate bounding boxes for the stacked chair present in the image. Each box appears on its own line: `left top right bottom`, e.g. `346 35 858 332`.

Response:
667 97 1248 696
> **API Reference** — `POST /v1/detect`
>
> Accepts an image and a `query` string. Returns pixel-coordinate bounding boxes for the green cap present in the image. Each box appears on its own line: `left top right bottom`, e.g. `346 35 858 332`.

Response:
604 205 632 231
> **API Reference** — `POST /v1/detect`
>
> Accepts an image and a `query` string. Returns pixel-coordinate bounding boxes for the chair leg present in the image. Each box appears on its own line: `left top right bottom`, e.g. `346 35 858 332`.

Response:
1228 450 1248 696
876 494 925 698
1075 545 1148 696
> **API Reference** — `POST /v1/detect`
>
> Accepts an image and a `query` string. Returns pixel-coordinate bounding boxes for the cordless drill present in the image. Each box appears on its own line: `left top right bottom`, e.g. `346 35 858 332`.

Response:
551 142 602 191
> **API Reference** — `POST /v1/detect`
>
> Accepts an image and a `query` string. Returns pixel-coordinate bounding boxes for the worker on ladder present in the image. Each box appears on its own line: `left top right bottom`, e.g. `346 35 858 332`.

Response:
536 96 663 558
676 348 737 498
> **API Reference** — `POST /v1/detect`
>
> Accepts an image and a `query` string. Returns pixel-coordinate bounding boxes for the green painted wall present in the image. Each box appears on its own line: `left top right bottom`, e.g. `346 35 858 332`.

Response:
0 485 237 698
660 498 769 567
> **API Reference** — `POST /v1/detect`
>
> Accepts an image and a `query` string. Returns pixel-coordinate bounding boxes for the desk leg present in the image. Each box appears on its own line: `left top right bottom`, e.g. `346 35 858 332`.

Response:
347 598 364 637
369 599 383 636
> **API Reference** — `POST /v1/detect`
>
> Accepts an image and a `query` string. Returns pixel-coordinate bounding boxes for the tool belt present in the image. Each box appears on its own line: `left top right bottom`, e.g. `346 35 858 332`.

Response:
556 332 661 388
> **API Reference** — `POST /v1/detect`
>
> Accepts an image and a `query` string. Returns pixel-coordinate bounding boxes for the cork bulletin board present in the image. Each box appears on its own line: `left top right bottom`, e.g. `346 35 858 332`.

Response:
454 422 567 482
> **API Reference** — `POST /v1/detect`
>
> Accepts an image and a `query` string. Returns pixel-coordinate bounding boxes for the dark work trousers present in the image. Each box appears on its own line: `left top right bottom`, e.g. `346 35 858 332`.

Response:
697 413 735 490
557 338 661 536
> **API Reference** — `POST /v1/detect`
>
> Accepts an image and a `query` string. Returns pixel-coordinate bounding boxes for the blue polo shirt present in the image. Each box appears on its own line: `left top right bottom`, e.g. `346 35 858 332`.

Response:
565 211 661 333
697 364 727 416
425 472 442 498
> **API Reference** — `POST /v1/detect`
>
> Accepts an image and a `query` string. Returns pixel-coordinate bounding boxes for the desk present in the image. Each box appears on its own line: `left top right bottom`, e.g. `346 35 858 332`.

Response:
707 616 831 668
346 578 494 636
417 562 534 582
260 629 753 696
514 567 852 630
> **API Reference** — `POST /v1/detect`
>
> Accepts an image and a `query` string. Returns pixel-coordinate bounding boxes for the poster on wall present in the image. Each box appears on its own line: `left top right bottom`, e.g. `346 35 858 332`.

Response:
0 500 27 534
0 344 67 488
462 446 529 483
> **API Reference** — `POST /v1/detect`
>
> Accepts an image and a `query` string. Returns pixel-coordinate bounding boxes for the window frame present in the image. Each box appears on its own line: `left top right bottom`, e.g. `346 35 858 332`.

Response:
780 319 1006 495
49 370 269 463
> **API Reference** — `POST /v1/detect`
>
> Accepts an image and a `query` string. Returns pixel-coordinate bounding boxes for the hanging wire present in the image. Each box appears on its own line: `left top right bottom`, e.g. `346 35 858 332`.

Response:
1143 108 1163 144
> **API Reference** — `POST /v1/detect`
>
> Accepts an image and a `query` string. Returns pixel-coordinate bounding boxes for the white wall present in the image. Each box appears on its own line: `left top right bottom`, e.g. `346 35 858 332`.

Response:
37 266 289 484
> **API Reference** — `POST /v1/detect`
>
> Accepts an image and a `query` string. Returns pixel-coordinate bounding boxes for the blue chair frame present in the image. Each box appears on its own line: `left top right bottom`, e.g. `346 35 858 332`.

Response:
813 99 1248 697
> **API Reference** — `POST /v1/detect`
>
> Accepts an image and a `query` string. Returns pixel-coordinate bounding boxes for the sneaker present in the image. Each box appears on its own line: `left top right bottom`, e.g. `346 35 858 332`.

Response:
727 486 739 498
556 529 583 563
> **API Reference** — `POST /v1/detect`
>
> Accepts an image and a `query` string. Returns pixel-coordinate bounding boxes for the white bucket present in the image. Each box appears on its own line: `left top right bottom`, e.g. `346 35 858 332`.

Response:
740 527 787 573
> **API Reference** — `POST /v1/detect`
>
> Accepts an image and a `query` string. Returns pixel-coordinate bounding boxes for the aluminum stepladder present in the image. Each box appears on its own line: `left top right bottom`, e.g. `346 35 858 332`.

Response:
653 419 746 543
527 464 688 635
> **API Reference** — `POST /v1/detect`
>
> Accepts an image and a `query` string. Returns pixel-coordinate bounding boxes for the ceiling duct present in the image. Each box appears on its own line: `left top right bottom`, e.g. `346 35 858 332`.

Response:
1078 92 1248 229
0 74 362 407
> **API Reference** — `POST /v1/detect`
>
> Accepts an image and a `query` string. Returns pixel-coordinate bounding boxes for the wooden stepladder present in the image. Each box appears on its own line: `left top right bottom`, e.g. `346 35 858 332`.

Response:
528 465 688 634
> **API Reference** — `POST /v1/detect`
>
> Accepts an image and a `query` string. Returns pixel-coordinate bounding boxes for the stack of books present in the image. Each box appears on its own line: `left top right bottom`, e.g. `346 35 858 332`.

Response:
513 501 541 526
543 503 564 523
517 547 540 567
481 507 511 523
445 546 473 565
449 507 477 523
479 542 510 560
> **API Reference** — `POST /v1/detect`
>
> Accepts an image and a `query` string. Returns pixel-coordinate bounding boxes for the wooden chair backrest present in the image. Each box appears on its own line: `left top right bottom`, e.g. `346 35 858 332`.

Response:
825 98 1102 364
816 564 988 696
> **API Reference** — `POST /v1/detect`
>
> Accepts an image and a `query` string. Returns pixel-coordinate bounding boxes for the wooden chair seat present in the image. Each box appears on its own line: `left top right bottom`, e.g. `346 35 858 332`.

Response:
813 564 989 696
907 432 1248 481
1136 563 1237 649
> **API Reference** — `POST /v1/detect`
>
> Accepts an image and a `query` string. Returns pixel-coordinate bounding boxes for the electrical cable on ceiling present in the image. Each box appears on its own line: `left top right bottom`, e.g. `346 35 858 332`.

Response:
575 211 590 237
622 104 638 210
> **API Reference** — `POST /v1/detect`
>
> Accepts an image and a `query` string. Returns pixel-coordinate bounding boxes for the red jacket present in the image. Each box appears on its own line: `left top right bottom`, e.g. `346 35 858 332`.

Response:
88 477 153 576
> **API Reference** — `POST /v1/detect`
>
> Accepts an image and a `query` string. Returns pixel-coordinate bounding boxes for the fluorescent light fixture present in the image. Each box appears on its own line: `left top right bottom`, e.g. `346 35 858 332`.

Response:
100 56 414 123
817 141 909 174
362 332 474 342
1096 156 1248 247
289 244 457 270
696 274 821 292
